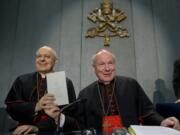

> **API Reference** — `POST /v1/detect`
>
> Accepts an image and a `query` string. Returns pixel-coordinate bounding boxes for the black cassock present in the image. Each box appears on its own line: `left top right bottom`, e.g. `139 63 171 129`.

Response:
5 72 77 131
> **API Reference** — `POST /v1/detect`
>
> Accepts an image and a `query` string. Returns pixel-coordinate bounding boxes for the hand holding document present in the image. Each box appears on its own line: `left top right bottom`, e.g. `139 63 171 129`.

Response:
128 125 180 135
46 71 69 106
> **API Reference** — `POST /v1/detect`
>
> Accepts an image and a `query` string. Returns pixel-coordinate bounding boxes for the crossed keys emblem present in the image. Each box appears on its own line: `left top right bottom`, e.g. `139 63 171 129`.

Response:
85 0 129 46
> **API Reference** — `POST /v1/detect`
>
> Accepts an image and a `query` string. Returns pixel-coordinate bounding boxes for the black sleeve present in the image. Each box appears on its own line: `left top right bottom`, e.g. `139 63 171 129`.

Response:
62 115 81 131
36 118 57 131
66 78 76 103
72 90 87 130
173 59 180 99
135 80 164 125
4 77 36 123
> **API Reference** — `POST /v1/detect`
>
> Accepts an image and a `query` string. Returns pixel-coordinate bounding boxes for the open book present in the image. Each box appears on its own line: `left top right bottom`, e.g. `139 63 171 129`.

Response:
128 125 180 135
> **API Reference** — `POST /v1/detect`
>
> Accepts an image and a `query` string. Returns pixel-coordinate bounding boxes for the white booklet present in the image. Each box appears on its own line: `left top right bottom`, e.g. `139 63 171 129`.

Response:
129 125 180 135
46 71 69 105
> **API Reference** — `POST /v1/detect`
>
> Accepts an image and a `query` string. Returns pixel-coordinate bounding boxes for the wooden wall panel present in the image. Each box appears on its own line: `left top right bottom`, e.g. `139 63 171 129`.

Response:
0 0 19 131
152 0 180 102
132 0 159 101
0 0 19 106
57 0 82 95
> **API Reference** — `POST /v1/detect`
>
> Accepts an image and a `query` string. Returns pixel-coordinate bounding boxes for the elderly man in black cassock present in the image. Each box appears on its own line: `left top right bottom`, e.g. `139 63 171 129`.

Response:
45 49 180 134
5 45 76 135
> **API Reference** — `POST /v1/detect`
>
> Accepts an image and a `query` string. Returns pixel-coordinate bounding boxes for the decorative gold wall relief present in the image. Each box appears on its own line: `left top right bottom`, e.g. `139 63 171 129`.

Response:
85 0 129 46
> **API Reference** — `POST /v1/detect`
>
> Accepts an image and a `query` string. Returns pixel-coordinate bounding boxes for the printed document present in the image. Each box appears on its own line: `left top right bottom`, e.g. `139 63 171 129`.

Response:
46 71 69 105
129 125 180 135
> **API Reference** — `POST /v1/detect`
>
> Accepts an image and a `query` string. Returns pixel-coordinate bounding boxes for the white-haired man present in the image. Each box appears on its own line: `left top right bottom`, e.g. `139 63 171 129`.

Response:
5 45 76 135
46 49 180 134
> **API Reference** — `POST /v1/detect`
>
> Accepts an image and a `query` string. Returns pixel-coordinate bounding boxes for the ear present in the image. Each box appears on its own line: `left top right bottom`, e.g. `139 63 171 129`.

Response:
55 59 58 64
92 63 95 72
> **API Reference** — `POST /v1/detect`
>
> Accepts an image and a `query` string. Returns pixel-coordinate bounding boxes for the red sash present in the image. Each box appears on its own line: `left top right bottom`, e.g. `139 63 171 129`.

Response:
102 115 123 134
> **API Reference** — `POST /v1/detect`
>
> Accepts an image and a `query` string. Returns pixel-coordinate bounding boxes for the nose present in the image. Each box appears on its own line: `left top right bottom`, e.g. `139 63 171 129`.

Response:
39 56 45 61
104 64 110 71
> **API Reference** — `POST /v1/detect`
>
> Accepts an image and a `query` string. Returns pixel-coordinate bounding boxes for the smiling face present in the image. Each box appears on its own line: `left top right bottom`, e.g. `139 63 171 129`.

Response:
92 50 116 83
35 46 57 75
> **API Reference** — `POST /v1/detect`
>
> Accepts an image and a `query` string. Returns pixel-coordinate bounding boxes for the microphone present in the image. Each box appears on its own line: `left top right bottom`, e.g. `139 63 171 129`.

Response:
61 98 86 113
56 98 86 132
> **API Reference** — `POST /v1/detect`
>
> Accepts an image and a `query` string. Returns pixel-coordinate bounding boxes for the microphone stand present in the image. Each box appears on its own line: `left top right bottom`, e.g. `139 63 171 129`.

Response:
56 98 84 133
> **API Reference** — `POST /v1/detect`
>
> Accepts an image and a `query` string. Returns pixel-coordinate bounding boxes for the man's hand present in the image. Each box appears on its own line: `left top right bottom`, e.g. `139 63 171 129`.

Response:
44 105 60 122
13 125 38 135
161 116 180 130
175 98 180 103
35 93 56 112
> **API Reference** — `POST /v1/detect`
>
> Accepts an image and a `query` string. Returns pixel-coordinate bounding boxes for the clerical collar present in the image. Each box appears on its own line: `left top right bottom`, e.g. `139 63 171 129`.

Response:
98 78 115 86
37 72 46 80
37 70 54 79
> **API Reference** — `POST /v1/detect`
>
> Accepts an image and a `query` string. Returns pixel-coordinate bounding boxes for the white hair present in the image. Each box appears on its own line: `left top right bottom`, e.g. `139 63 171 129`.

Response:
91 49 116 65
36 45 58 60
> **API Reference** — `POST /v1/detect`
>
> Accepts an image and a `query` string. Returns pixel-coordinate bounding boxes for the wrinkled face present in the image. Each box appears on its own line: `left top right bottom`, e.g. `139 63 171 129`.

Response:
93 51 116 83
35 47 57 74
